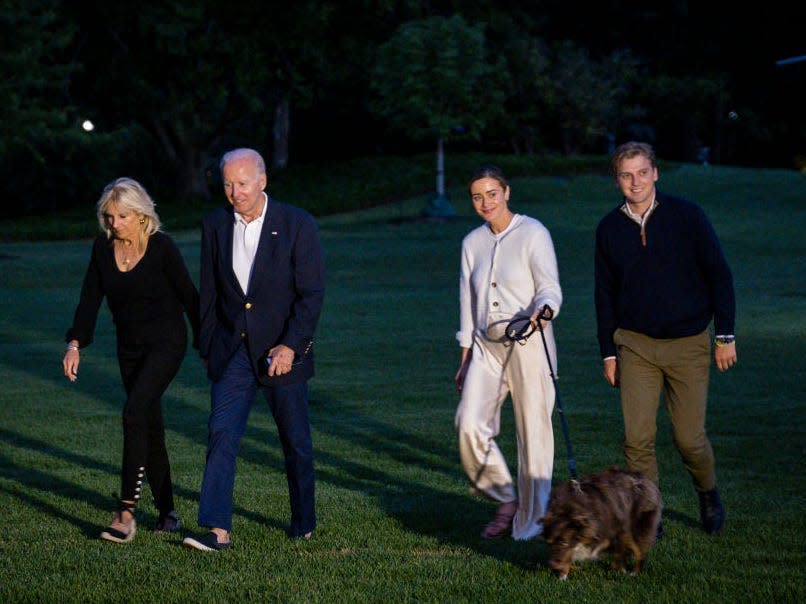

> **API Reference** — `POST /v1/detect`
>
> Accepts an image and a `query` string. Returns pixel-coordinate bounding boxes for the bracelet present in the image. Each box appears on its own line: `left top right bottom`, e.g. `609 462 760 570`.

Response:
714 335 735 347
66 344 79 352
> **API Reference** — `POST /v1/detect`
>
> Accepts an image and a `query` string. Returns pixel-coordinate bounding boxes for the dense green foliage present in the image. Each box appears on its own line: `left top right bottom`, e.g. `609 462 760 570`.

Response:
371 15 505 143
0 164 803 602
1 1 802 218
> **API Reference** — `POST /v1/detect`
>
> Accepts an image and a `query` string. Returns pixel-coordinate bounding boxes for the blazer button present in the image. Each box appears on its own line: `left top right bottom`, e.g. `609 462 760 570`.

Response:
245 302 252 310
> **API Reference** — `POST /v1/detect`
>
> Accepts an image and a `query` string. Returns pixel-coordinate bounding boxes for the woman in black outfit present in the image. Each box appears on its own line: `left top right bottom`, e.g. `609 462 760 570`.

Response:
62 177 200 543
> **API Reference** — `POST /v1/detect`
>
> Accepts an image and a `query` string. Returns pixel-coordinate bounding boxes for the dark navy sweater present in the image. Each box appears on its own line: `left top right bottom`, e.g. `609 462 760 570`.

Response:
594 192 735 359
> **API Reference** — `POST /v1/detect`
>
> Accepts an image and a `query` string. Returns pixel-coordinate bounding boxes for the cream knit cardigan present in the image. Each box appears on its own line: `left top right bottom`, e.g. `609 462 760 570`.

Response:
456 214 562 349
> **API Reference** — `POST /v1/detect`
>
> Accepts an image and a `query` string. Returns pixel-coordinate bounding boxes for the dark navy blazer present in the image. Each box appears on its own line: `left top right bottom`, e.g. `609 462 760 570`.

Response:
199 196 325 385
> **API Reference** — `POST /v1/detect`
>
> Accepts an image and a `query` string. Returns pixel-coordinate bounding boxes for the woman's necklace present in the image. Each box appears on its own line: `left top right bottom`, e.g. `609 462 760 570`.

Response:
116 240 139 271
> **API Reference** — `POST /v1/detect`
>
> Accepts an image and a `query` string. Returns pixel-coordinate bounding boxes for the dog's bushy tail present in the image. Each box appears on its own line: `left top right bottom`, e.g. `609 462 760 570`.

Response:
629 473 663 552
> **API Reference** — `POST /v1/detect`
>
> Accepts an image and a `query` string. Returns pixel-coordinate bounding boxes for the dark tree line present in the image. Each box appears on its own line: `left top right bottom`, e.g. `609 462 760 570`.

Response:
1 0 802 217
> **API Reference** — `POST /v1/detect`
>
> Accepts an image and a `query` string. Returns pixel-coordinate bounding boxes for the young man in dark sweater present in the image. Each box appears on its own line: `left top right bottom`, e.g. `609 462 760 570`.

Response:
594 141 737 536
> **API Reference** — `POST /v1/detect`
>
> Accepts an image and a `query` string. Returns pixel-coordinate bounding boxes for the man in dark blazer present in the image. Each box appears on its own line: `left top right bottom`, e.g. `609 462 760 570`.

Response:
183 148 325 551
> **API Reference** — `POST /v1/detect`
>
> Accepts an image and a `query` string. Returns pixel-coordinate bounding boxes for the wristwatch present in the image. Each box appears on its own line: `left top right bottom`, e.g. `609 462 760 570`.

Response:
714 335 735 347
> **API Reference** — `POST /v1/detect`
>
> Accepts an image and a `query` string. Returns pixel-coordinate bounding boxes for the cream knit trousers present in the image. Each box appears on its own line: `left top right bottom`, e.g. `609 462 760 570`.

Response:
455 317 556 540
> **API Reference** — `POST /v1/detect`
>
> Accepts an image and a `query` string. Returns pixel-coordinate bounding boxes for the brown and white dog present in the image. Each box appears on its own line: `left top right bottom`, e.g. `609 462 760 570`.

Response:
540 467 662 580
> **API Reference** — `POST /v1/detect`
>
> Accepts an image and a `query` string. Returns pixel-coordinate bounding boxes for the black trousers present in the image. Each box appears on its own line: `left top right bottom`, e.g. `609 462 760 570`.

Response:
116 323 187 514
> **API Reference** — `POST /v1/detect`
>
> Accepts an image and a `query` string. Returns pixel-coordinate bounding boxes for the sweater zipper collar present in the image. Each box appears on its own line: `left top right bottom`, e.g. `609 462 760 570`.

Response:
620 196 658 247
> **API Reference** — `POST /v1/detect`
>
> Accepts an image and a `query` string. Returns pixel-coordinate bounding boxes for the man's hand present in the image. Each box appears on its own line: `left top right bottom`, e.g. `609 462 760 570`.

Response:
267 344 295 376
714 342 737 372
603 357 619 388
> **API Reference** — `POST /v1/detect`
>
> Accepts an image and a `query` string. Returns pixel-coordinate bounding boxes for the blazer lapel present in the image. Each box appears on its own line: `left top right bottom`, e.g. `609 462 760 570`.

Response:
247 200 281 296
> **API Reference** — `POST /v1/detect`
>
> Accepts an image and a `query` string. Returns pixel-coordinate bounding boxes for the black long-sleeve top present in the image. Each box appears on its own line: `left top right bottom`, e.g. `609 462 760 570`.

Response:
594 192 735 359
66 232 200 348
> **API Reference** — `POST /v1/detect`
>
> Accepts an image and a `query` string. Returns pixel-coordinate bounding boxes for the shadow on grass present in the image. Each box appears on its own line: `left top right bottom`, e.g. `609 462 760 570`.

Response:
0 326 546 570
0 423 293 539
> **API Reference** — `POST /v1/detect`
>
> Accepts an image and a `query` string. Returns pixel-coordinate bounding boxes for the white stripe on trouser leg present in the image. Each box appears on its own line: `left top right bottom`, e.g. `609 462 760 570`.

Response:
455 322 556 540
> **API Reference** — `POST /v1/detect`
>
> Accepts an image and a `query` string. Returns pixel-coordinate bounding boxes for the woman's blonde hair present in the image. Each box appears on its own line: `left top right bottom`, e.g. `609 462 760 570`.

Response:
96 177 161 246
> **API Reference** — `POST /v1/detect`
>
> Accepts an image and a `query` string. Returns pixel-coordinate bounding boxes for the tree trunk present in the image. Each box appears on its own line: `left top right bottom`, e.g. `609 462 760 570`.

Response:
189 150 212 198
436 136 445 196
178 147 214 200
420 135 455 217
272 97 290 170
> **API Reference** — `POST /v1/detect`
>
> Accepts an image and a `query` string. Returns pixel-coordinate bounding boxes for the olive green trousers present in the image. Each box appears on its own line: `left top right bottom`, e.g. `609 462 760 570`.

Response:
614 328 717 492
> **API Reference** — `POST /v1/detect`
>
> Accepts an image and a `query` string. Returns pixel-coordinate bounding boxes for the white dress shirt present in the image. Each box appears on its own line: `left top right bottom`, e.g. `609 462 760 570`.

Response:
232 193 268 293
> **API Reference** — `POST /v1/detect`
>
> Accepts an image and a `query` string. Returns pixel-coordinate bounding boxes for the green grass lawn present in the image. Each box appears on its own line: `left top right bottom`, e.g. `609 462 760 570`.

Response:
0 163 804 602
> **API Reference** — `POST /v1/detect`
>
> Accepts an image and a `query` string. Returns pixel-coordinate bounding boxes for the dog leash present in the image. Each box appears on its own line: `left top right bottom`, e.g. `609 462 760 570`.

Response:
506 305 578 479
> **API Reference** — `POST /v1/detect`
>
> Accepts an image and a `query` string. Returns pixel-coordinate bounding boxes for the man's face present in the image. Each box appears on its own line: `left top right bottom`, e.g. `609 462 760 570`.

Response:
615 155 658 208
222 157 267 220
